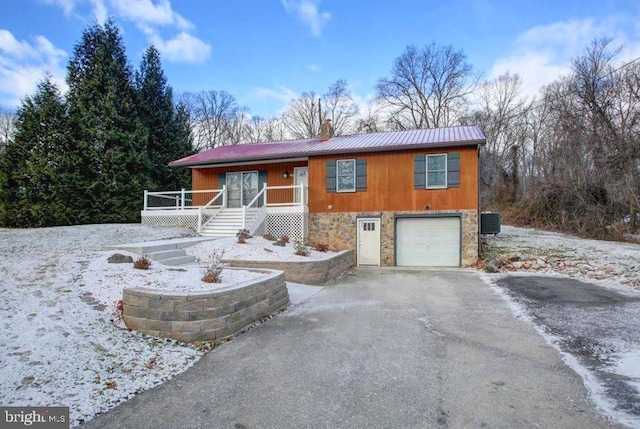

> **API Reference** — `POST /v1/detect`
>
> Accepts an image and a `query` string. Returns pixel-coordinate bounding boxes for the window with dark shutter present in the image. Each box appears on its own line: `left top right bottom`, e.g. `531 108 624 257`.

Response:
447 153 460 188
326 160 336 192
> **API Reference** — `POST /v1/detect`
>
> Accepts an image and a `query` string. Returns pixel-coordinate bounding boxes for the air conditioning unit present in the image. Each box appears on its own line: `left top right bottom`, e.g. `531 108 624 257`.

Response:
481 212 501 235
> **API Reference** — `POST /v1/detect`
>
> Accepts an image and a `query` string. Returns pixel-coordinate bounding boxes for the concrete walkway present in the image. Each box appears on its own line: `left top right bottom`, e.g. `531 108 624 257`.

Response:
82 269 621 429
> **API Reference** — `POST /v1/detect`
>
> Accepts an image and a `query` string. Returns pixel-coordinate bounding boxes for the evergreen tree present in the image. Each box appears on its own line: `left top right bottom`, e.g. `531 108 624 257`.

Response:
66 19 147 224
0 77 69 227
135 45 193 191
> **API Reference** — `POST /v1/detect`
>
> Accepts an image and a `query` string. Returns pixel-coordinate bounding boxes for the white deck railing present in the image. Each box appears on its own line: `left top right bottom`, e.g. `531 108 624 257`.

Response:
143 184 307 234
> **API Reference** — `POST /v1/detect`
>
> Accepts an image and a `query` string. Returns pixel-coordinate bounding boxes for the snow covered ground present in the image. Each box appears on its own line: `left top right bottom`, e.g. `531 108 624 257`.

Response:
187 236 338 261
0 224 261 427
483 225 640 289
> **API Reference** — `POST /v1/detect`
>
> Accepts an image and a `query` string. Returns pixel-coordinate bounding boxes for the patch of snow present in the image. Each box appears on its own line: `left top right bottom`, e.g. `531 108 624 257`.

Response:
485 225 640 289
187 236 338 262
605 350 640 380
0 224 254 427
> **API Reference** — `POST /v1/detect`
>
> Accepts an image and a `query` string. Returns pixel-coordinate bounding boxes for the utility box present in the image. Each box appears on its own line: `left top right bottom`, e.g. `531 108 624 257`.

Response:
481 212 501 235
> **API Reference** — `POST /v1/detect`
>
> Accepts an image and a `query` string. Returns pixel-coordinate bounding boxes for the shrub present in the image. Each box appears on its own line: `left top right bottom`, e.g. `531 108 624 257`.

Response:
133 256 152 270
263 233 277 241
294 240 310 256
200 249 224 283
236 229 252 244
313 243 329 252
281 235 290 244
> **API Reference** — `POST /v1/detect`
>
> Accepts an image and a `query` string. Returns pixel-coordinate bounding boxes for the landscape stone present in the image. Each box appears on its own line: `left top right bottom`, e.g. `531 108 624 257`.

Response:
108 253 134 264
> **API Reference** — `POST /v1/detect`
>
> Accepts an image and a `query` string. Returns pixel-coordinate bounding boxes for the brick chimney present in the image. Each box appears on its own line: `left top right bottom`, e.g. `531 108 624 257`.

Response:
320 119 334 141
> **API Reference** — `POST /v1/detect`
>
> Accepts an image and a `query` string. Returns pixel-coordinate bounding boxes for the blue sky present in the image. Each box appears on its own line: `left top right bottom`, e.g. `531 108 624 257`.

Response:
1 0 640 117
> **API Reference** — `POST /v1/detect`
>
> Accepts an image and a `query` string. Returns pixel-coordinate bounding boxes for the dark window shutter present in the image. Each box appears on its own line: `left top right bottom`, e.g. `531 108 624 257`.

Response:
326 160 336 192
447 153 460 188
356 159 367 191
414 156 426 189
218 173 226 189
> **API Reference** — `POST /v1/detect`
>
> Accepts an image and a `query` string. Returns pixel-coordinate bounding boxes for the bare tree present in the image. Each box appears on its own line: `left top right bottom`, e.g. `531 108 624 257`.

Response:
244 116 289 142
375 42 480 129
0 108 16 152
282 91 321 139
322 79 358 135
178 90 247 150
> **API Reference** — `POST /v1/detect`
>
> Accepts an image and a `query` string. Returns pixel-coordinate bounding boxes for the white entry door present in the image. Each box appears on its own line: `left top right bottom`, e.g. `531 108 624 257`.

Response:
357 218 381 266
293 167 308 204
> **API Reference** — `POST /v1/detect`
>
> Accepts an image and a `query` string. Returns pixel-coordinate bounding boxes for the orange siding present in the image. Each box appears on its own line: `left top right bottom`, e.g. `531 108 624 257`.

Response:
308 146 479 213
191 161 308 205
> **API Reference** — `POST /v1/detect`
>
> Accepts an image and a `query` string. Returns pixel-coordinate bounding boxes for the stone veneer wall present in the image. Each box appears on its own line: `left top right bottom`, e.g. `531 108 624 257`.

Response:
224 250 352 285
122 269 288 343
308 210 479 267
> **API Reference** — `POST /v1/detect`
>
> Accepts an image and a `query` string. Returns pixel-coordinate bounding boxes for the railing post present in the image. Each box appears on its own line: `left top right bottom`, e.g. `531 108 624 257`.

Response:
197 207 202 233
222 185 227 208
180 188 186 210
242 205 247 229
300 184 306 207
263 182 268 207
143 190 148 211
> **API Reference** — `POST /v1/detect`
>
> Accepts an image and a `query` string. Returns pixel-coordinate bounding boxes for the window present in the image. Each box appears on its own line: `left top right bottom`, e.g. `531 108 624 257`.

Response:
426 154 447 189
336 159 356 193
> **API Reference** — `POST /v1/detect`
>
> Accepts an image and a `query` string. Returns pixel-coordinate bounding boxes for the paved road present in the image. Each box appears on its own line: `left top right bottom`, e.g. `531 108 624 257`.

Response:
496 275 640 427
83 269 620 429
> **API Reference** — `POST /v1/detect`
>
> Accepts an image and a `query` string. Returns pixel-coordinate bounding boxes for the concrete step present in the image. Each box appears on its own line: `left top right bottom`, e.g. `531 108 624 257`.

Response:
146 249 188 261
160 255 196 266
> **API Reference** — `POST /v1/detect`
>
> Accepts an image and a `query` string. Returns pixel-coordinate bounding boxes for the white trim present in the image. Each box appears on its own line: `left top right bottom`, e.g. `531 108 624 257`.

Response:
336 159 356 193
426 153 448 189
191 157 308 169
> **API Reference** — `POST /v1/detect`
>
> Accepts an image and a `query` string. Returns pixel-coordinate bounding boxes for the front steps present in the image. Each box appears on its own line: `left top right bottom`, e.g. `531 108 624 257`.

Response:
200 208 244 237
109 237 217 266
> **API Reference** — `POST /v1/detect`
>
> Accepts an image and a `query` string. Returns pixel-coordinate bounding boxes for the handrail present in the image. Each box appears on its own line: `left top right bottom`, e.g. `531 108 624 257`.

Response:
198 186 226 233
242 183 267 230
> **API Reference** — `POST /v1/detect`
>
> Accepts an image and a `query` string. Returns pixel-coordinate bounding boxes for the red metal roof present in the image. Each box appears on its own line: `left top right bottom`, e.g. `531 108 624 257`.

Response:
170 125 486 168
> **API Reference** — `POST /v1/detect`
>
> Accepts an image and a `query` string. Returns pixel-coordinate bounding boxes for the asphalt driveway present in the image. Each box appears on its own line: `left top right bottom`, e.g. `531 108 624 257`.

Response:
496 275 640 426
83 269 621 429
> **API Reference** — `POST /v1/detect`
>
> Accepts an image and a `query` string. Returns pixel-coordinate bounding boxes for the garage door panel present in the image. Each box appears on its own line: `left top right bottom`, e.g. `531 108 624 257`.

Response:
396 217 460 267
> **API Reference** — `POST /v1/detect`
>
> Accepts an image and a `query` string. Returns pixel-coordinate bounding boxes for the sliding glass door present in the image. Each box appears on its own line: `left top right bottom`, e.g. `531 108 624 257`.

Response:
226 171 259 208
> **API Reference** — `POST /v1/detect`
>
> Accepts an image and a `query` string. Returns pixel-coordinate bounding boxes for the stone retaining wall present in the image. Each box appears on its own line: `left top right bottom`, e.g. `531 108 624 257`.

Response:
224 250 352 285
122 268 288 343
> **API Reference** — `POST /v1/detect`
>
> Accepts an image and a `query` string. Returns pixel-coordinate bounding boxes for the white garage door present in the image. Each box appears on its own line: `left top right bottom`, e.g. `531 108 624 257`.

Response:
396 217 460 267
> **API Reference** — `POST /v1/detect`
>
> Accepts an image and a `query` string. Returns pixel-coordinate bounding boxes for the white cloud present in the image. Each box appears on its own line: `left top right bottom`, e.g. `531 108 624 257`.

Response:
489 16 640 97
251 86 297 105
42 0 77 16
0 30 67 107
149 31 211 63
89 0 108 24
108 0 193 30
305 63 319 72
281 0 331 37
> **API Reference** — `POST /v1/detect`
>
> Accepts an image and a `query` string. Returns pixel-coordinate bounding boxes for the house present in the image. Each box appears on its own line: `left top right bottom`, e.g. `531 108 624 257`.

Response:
141 123 486 267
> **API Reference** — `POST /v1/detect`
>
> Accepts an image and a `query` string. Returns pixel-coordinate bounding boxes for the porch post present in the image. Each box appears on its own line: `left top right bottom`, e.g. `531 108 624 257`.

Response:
143 190 148 211
180 188 186 210
263 182 268 207
242 206 247 229
222 185 227 208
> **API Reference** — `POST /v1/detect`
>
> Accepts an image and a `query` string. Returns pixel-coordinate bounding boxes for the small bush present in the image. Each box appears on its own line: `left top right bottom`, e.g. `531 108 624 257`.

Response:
200 249 225 283
281 235 290 244
294 240 311 256
263 233 277 241
133 256 152 270
313 243 329 252
236 229 252 244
